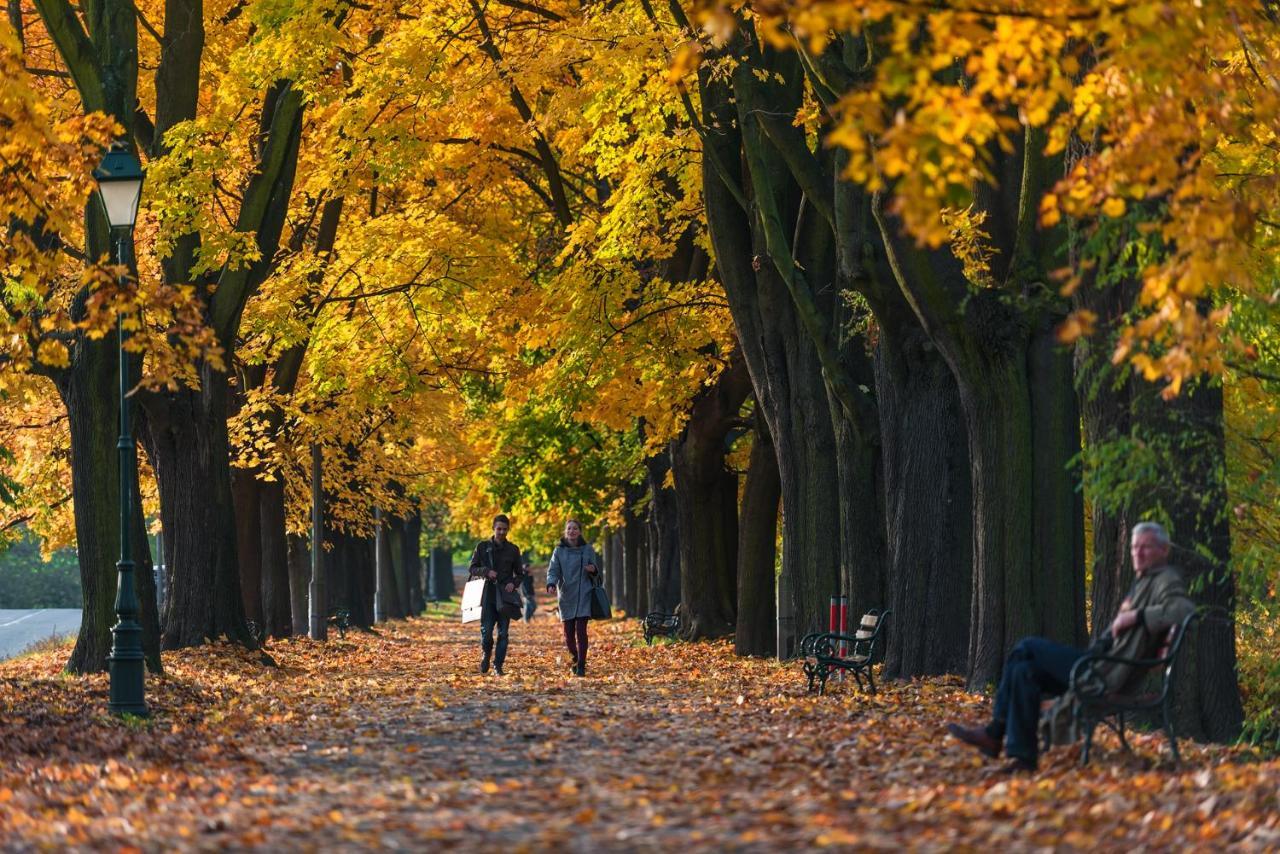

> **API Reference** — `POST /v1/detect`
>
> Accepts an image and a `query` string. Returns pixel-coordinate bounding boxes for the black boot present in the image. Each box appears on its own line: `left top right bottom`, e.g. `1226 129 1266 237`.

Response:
574 660 586 677
480 651 491 674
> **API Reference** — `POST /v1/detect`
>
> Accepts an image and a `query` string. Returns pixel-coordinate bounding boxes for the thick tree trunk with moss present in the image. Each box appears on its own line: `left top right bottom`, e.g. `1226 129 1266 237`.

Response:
735 405 780 657
875 323 972 677
57 346 162 674
701 58 843 648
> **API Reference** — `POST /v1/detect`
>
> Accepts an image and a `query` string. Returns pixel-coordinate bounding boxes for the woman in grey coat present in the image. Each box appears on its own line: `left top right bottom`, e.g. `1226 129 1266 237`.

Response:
545 519 600 677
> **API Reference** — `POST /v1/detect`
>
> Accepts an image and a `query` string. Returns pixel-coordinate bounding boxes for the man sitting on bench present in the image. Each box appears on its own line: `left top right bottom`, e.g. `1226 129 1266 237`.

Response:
946 521 1195 773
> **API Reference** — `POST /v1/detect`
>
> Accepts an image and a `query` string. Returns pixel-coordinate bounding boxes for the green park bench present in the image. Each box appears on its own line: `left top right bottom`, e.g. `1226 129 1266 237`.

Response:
800 608 891 695
328 608 351 639
643 612 680 645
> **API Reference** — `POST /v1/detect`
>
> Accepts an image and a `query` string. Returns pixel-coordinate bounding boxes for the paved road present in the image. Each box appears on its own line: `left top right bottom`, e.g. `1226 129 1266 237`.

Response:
0 609 81 660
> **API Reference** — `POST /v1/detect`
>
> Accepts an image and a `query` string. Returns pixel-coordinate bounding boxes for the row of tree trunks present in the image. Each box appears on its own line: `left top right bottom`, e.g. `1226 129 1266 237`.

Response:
325 529 375 629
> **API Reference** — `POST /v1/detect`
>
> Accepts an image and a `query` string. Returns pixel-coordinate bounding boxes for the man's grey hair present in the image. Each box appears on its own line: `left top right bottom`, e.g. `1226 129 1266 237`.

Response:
1131 521 1170 546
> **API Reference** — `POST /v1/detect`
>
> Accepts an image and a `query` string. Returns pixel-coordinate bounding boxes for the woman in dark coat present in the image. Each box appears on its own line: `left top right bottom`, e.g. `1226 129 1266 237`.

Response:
546 519 600 677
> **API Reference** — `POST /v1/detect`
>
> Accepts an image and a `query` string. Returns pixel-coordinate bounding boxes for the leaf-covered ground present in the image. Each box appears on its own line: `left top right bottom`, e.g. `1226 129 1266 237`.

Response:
2 602 1278 851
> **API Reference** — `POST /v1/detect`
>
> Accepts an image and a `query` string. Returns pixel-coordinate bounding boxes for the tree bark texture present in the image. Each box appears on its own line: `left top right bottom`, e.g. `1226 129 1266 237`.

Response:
700 56 841 643
874 323 972 677
259 479 292 637
402 508 423 615
429 546 454 600
231 467 264 630
735 405 780 657
644 450 681 613
622 481 646 616
672 352 751 639
1159 383 1244 743
287 533 309 635
144 372 253 649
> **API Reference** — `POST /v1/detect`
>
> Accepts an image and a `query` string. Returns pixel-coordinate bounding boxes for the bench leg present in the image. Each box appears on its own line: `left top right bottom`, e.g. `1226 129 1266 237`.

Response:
851 669 864 693
1116 713 1131 754
1080 720 1096 767
866 667 877 695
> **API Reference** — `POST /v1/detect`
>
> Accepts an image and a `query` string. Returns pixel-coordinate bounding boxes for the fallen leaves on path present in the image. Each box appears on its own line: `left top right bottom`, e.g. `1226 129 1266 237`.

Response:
1 608 1278 851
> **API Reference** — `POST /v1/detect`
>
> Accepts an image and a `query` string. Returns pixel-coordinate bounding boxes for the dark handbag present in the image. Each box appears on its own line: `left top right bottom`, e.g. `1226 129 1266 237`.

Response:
486 541 523 620
589 576 612 620
498 586 523 620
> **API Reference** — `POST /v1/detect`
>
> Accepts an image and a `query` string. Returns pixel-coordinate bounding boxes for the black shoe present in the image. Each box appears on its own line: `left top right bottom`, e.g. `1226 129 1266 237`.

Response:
494 664 504 676
480 655 491 674
574 661 586 677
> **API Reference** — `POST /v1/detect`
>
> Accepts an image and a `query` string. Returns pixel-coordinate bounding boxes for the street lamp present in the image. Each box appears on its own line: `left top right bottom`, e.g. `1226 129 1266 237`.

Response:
93 143 147 717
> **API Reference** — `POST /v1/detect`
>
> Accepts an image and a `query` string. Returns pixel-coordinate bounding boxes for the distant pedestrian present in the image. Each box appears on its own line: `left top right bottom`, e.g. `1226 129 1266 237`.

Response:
467 514 526 676
546 519 600 677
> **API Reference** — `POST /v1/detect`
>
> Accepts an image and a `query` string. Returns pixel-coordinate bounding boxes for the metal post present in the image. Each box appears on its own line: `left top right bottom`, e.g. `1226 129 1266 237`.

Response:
107 233 147 716
308 442 327 640
373 507 385 622
776 562 795 661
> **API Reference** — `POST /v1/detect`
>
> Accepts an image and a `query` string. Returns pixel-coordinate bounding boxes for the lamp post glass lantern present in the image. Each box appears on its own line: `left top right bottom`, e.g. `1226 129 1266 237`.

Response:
93 143 148 717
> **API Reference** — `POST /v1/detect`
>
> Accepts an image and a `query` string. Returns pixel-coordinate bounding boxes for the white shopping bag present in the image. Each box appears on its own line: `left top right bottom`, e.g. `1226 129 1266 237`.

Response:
461 578 486 624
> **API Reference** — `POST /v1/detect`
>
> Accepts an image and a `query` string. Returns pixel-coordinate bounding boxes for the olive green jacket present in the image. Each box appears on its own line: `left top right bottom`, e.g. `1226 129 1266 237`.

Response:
1102 564 1195 694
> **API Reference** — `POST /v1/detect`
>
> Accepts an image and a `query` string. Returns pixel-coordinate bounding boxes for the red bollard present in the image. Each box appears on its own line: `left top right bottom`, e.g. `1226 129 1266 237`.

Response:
829 595 838 636
838 595 849 658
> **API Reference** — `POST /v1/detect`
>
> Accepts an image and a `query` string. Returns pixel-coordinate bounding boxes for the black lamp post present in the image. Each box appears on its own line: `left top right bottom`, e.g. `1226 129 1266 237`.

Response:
93 144 148 717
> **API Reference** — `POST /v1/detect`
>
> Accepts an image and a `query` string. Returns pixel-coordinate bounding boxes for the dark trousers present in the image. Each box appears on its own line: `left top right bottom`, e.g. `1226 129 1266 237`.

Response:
992 636 1085 762
480 593 511 667
562 617 589 664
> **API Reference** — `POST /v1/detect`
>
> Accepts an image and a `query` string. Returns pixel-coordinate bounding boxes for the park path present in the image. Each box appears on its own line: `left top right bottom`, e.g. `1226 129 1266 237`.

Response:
1 603 1278 851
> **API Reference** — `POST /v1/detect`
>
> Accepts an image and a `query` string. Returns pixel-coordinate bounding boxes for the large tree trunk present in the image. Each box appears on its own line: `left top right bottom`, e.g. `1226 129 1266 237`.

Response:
287 533 309 636
1029 318 1087 647
231 467 264 631
429 545 454 600
644 451 681 613
348 534 375 629
1158 383 1244 742
700 43 845 648
402 507 423 615
144 372 252 649
389 517 408 619
259 479 292 637
874 322 972 677
41 348 119 673
672 354 751 639
953 332 1037 688
735 405 780 657
622 481 645 616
